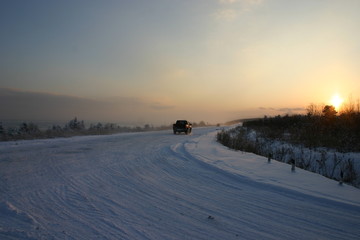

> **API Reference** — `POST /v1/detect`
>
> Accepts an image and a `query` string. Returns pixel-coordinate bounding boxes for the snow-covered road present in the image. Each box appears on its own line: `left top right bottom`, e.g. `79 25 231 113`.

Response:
1 127 360 239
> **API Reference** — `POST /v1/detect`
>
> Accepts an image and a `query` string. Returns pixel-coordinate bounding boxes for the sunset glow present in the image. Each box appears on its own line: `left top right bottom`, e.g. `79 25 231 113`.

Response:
330 94 344 111
0 1 359 124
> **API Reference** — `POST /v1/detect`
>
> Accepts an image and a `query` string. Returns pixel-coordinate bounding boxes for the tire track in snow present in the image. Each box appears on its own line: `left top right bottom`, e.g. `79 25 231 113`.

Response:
1 129 360 239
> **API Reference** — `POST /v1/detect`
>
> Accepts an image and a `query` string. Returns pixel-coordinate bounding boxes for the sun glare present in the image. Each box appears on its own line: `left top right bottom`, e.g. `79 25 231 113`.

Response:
330 94 343 111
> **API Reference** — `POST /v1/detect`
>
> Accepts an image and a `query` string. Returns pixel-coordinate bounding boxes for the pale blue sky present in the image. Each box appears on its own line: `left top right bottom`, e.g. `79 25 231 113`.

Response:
1 0 359 124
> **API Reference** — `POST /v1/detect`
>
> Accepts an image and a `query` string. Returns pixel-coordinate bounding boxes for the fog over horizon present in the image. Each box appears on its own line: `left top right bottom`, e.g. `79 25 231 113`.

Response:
0 87 305 127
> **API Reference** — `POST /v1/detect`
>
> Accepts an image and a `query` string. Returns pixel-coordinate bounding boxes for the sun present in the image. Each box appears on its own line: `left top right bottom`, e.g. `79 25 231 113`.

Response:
330 94 343 111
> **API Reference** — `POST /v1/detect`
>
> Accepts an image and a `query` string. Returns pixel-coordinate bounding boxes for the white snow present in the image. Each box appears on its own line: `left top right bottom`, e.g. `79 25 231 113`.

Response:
1 127 360 239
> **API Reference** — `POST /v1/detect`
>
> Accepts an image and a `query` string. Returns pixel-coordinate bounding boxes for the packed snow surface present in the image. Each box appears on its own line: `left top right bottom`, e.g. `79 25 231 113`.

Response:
1 127 359 239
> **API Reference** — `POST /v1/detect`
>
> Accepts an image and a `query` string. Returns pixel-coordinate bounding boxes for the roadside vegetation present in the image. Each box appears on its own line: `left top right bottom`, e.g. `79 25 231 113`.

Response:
0 118 210 141
217 99 360 187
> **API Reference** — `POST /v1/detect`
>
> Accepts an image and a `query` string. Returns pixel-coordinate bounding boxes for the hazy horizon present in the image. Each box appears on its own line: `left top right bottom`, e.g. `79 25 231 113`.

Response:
1 0 359 125
0 87 306 127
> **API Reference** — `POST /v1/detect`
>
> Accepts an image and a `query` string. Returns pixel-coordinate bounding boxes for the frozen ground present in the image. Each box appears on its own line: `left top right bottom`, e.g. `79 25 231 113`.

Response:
1 127 359 239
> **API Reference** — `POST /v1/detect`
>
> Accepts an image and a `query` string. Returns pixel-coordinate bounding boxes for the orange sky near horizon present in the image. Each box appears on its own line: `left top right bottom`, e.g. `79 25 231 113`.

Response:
1 0 359 125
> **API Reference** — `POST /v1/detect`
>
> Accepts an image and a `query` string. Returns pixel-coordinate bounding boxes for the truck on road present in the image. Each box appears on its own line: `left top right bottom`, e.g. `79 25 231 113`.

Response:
173 120 192 135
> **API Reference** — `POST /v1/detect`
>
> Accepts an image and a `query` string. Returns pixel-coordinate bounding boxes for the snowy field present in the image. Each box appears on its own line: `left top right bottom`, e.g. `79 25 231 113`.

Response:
1 127 359 239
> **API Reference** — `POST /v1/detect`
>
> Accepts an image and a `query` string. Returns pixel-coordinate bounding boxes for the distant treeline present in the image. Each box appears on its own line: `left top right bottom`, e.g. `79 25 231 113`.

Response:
242 102 360 152
0 118 209 141
217 101 360 187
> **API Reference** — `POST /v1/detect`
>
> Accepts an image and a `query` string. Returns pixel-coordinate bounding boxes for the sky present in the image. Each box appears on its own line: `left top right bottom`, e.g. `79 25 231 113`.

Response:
1 0 360 125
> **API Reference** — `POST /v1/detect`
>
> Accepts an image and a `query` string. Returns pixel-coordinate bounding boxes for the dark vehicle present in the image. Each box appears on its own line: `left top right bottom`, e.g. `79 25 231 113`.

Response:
173 120 192 135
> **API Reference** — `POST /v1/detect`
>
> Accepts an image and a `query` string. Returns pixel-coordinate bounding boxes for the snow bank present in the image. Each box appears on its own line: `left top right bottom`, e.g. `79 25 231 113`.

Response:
185 130 360 207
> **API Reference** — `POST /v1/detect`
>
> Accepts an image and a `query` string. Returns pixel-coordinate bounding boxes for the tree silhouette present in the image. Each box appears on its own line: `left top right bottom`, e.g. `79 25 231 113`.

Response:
322 105 337 118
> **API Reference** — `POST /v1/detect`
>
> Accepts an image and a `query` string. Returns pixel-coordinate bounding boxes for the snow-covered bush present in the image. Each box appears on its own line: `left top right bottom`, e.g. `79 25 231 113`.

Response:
18 122 41 136
217 126 360 187
66 117 85 131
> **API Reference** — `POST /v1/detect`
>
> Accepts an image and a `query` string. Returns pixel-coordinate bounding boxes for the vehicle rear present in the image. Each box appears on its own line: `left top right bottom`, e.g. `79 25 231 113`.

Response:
173 120 192 134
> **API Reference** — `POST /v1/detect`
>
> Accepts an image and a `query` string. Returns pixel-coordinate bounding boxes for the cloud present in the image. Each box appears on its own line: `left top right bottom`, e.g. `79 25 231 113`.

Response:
2 87 306 126
214 9 238 21
0 88 176 124
149 103 176 110
215 0 264 20
277 107 305 113
230 106 306 120
218 0 263 5
218 0 239 4
0 88 94 121
257 107 306 115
